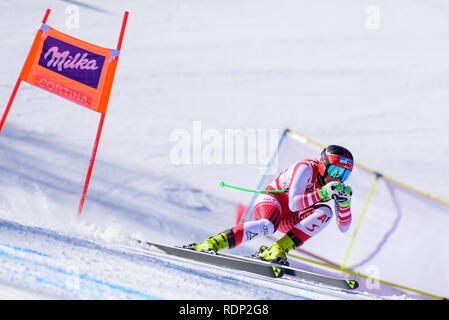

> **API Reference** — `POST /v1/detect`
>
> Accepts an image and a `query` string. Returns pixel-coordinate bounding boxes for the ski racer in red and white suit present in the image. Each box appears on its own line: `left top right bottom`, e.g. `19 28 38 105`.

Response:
250 158 352 246
187 145 354 265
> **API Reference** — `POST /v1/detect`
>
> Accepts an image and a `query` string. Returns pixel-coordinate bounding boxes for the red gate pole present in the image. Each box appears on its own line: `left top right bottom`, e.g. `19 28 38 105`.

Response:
0 79 21 133
77 11 129 215
0 9 51 133
77 112 106 215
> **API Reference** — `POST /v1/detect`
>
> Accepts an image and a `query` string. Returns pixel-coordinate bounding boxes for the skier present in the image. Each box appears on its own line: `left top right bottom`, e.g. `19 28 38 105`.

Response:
185 145 354 265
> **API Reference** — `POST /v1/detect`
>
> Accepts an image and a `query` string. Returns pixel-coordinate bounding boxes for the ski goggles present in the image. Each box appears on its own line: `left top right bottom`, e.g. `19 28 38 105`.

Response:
327 165 352 182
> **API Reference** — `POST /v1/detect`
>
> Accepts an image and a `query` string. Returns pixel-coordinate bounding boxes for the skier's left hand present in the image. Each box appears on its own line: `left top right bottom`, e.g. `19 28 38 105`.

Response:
334 184 352 207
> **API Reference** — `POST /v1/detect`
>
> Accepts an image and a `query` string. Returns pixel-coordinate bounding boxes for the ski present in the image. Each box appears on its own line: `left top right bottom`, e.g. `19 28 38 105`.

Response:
134 239 359 290
217 251 359 291
135 239 285 278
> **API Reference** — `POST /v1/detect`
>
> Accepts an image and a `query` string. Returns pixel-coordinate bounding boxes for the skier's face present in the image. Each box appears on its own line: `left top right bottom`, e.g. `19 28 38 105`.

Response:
324 174 342 184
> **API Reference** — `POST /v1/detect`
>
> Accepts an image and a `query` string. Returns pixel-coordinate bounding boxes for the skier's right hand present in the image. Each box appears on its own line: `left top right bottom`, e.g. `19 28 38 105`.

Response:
318 181 345 201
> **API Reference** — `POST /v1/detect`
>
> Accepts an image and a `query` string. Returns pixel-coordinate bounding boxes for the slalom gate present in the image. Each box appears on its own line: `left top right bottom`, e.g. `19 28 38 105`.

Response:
0 9 129 215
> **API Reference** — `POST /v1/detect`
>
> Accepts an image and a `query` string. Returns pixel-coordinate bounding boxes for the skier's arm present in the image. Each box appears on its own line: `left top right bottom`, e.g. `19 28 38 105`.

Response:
335 185 352 232
288 165 324 212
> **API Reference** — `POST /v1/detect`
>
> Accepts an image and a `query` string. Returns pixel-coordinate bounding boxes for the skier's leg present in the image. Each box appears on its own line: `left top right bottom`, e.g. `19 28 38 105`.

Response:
288 204 333 246
255 204 333 265
187 195 281 252
224 218 276 249
223 195 281 248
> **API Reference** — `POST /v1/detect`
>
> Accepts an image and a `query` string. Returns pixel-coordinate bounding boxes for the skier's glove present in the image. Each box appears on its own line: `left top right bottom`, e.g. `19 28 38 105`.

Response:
318 181 345 201
336 185 352 208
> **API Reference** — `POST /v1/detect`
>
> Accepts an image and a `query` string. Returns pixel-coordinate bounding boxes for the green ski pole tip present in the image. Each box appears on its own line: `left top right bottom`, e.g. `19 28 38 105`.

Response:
219 181 225 187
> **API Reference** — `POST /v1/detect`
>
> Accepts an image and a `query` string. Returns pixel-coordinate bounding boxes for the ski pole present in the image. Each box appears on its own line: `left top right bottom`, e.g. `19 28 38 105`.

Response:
219 181 286 193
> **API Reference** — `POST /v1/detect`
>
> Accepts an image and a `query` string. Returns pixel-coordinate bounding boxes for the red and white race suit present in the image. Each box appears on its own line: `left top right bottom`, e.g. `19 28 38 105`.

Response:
225 158 351 249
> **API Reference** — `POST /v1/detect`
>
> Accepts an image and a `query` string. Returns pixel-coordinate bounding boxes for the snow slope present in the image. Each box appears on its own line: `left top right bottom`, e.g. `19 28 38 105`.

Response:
0 218 393 300
0 0 448 299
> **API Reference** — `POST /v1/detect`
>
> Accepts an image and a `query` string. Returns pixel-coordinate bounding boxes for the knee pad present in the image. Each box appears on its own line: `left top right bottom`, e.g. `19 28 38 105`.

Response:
257 218 275 236
243 219 275 240
229 218 275 247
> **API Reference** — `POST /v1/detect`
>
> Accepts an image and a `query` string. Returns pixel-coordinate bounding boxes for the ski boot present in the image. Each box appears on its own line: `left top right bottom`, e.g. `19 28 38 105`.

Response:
253 234 296 266
184 232 229 254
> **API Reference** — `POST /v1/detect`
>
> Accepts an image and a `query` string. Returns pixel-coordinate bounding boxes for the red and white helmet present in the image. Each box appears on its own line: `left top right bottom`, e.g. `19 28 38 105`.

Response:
318 145 354 182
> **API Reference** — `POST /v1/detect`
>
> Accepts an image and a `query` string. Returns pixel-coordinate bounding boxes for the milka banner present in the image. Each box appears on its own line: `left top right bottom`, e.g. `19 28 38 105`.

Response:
0 9 129 215
20 23 119 114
